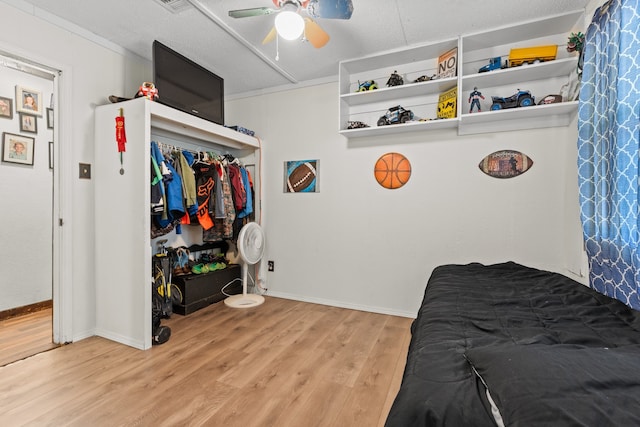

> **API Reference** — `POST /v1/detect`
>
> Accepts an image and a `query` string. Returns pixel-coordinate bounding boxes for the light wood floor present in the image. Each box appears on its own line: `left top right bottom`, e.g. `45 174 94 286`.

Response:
0 307 58 367
0 297 413 427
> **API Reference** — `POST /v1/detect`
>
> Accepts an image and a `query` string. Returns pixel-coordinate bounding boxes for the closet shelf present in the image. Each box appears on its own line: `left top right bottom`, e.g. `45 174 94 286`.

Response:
147 100 258 150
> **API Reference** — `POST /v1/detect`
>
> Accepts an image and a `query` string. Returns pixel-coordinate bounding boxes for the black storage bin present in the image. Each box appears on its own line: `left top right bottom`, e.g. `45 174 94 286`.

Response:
172 264 241 315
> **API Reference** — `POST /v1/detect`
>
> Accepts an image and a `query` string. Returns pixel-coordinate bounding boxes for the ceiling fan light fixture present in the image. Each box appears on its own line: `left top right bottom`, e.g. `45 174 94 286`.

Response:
275 10 305 40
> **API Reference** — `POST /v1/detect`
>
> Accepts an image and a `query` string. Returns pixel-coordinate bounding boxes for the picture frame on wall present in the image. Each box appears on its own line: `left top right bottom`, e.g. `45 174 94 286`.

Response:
19 113 38 134
284 160 319 193
15 86 43 116
47 108 54 129
2 132 35 166
0 96 13 119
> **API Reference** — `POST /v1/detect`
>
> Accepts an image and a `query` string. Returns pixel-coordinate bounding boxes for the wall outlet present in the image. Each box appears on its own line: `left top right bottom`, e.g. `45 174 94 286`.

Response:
267 260 274 272
79 163 91 179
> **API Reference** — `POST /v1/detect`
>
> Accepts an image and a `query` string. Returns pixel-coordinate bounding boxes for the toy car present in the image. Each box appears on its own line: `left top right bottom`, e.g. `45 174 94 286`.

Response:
478 57 505 73
386 71 404 87
508 45 557 67
414 74 436 83
490 89 535 110
377 105 414 126
538 94 563 105
357 80 378 92
347 120 370 129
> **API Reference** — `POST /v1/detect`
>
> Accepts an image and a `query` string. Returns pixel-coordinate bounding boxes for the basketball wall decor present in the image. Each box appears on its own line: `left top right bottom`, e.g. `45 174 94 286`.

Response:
284 160 319 193
374 152 411 189
478 150 534 179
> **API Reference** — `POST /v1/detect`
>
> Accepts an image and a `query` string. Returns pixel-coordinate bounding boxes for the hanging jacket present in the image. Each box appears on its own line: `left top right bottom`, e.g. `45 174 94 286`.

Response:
227 163 246 212
178 150 197 216
150 142 165 214
191 158 216 230
236 167 253 219
203 165 235 241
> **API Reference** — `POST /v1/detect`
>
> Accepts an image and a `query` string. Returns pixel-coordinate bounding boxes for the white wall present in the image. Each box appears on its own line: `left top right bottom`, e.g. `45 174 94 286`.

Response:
0 62 53 311
0 1 149 339
226 83 585 317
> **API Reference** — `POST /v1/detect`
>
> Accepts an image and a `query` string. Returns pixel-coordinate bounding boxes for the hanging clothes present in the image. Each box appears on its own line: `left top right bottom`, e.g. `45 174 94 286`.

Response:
177 150 197 216
150 156 164 214
203 163 236 241
151 141 185 231
236 166 253 219
191 156 217 230
213 160 225 219
227 163 246 213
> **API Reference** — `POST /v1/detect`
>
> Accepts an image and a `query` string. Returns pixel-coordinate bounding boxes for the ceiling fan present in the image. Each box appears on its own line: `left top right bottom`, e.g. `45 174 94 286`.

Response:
228 0 354 48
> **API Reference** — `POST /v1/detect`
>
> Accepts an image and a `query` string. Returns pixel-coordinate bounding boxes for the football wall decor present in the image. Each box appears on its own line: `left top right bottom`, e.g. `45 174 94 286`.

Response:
374 152 411 189
478 150 533 178
284 160 319 193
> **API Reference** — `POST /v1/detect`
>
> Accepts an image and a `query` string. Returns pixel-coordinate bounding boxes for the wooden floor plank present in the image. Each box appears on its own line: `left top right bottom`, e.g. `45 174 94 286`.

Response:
0 308 57 367
0 297 413 427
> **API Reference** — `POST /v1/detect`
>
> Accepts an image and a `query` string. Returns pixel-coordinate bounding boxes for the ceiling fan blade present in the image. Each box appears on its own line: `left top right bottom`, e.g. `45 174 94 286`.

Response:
304 18 330 48
306 0 353 20
229 7 279 18
262 26 277 45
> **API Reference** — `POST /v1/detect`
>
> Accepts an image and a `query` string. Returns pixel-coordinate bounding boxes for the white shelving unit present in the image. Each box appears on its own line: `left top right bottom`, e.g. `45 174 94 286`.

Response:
339 38 460 137
338 10 584 138
94 98 259 350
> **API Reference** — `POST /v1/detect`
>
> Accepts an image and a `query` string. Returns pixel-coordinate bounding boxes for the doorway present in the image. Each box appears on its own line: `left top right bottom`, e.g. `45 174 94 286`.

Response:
0 53 58 366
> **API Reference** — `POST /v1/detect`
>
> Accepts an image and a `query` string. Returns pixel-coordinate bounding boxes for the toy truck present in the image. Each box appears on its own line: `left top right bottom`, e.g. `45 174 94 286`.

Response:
507 45 557 67
478 57 506 73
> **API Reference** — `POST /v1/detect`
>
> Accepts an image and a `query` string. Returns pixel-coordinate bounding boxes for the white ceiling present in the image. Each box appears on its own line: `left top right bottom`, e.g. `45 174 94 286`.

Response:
12 0 590 96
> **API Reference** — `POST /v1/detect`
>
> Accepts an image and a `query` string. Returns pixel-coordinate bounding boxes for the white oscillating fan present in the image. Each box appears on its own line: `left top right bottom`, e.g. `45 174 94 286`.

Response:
225 222 266 308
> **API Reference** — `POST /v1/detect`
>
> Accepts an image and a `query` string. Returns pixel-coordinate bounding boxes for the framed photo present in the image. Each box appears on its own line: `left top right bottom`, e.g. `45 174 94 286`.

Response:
0 96 12 119
2 132 35 165
47 108 54 129
15 86 43 116
284 160 319 193
19 113 38 134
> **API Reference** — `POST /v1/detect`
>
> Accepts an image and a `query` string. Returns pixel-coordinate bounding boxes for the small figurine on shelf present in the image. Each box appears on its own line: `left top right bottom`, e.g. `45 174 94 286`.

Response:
566 32 585 54
386 70 404 87
347 120 370 129
357 80 378 92
567 31 585 73
468 87 485 113
135 82 159 101
413 74 436 83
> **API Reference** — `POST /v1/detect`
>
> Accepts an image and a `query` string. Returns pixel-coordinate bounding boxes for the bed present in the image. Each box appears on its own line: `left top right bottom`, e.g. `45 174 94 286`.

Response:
385 262 640 427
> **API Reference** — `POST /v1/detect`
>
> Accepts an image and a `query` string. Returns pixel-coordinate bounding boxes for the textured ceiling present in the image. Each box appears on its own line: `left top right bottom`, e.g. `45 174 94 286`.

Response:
9 0 591 96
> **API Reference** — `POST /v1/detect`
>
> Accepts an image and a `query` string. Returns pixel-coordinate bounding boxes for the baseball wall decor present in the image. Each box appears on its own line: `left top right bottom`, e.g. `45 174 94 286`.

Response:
374 152 411 189
479 150 534 178
284 160 319 193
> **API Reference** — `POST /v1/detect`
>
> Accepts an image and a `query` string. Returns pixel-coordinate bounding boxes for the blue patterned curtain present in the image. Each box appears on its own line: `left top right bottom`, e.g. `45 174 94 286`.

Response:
577 0 640 309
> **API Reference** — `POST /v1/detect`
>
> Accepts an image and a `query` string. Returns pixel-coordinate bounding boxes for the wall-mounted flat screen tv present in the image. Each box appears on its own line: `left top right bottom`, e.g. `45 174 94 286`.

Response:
152 40 224 126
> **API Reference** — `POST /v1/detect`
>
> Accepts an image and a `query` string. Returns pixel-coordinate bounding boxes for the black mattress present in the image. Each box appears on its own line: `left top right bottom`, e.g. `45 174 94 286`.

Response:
385 262 640 427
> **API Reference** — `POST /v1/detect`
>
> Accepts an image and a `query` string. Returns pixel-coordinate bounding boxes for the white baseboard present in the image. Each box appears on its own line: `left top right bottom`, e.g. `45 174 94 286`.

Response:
94 328 147 350
71 329 95 344
265 291 416 319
